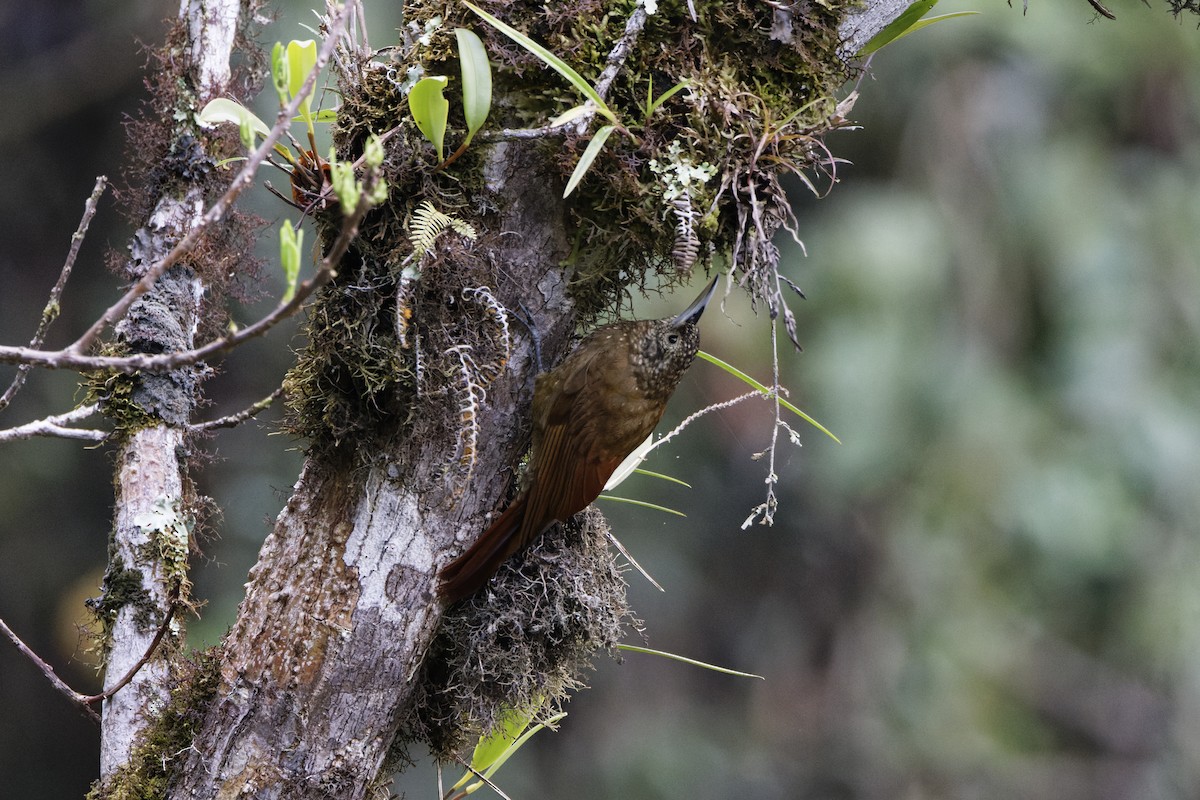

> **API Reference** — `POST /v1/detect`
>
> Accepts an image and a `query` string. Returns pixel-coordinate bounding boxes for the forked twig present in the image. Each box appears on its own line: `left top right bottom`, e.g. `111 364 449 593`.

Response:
0 403 106 443
82 602 178 705
0 189 370 375
0 176 107 412
189 386 284 432
0 4 351 375
0 596 180 725
0 614 100 723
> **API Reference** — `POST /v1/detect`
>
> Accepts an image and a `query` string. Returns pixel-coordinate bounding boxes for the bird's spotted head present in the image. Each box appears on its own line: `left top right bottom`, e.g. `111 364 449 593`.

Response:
630 276 718 399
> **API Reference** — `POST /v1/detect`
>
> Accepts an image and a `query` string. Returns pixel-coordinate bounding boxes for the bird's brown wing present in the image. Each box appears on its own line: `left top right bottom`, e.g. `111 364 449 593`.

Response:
518 347 624 545
520 421 622 535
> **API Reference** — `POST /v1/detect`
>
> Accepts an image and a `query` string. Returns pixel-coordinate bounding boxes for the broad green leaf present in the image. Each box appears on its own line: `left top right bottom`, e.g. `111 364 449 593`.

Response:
408 76 450 162
482 711 566 778
563 123 615 198
596 495 686 517
279 222 302 303
464 1 616 123
454 710 567 793
197 98 271 140
455 28 492 145
471 709 529 773
858 0 976 56
618 644 764 679
286 39 318 123
696 350 841 443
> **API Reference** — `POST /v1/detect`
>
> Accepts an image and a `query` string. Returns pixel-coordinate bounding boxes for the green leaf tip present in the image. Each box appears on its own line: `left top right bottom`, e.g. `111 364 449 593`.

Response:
455 28 492 145
464 1 616 123
596 494 686 517
618 644 765 679
408 76 450 162
859 0 978 57
563 124 615 198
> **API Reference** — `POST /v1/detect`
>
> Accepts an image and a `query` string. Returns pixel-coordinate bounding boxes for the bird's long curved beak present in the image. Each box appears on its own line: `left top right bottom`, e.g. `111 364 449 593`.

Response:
670 275 720 328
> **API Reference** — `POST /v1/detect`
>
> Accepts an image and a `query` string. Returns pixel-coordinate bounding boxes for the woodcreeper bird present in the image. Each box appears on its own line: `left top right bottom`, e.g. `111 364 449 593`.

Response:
437 276 720 602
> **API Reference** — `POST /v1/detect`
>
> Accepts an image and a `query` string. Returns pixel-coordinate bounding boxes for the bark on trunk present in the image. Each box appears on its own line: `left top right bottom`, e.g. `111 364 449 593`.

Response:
171 141 577 800
97 0 243 780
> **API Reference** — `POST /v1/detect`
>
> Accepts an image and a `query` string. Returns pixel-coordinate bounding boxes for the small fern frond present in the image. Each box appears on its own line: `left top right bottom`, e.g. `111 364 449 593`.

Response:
409 201 478 258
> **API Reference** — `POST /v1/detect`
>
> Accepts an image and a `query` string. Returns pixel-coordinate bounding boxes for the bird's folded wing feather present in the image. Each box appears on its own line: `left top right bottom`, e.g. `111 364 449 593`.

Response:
520 348 622 543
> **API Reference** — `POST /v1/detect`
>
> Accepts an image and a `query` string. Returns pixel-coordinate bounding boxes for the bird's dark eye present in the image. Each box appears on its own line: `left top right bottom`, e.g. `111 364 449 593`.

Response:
667 334 679 345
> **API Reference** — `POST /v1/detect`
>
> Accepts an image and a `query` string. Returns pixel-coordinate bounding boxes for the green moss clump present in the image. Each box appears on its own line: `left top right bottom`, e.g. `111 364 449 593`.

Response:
400 0 854 340
282 46 506 463
86 555 153 662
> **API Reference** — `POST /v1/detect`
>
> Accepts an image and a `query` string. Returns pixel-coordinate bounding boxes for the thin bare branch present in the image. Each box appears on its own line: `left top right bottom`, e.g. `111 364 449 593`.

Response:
0 403 106 443
1086 0 1117 19
0 595 181 725
605 531 665 592
189 386 284 432
445 758 516 800
60 4 350 359
0 176 107 412
593 4 649 102
0 613 99 723
476 120 576 143
0 189 369 375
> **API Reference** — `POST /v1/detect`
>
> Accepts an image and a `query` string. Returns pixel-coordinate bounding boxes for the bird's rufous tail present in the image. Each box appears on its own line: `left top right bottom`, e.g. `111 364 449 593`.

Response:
437 495 529 603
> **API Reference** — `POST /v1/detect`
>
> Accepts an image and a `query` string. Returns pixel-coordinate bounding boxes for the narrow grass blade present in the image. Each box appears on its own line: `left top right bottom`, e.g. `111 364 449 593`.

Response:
549 104 592 127
618 644 764 679
563 124 615 198
464 1 616 122
696 350 840 444
632 468 691 488
645 78 691 119
596 495 685 517
859 0 976 56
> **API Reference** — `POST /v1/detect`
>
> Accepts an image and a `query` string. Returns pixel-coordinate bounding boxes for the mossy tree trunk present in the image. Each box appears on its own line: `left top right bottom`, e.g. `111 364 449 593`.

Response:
90 2 909 798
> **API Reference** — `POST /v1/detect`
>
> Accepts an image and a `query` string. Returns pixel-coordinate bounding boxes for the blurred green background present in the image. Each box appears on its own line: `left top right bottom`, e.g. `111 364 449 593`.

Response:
2 1 1199 798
